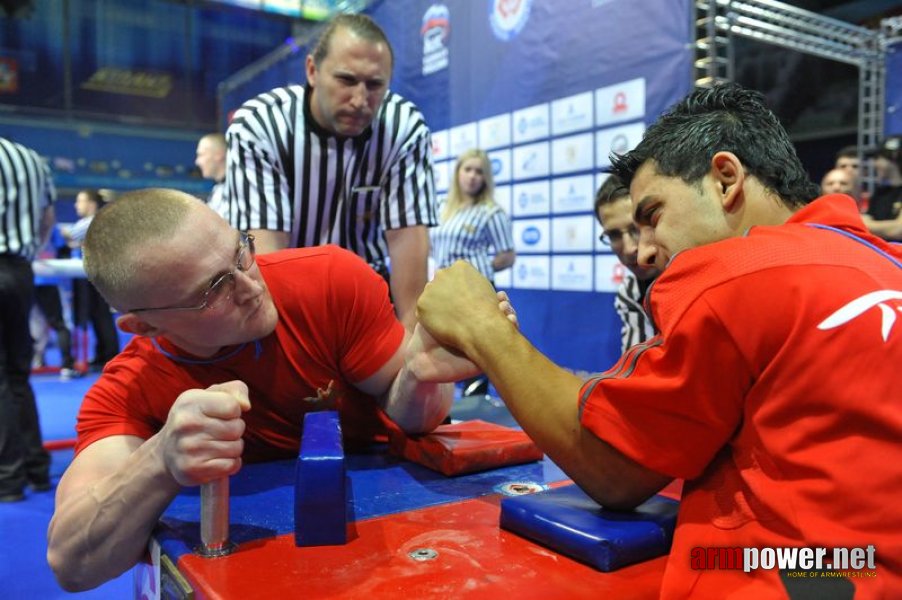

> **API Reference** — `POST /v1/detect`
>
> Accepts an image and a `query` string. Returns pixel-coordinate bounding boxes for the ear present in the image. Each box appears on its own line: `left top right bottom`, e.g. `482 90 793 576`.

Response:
305 55 317 88
116 313 162 338
710 151 745 211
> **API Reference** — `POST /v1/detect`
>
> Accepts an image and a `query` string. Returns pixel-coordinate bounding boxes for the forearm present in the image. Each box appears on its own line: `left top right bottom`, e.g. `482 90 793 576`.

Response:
492 250 515 272
47 436 181 591
385 226 429 331
466 316 669 508
383 366 453 435
865 217 902 241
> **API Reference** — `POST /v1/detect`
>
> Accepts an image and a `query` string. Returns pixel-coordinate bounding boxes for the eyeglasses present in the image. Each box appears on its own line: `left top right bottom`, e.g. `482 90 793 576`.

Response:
129 232 256 314
599 226 640 247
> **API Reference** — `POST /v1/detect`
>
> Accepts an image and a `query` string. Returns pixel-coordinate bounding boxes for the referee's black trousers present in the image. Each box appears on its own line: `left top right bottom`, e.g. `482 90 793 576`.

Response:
0 256 50 495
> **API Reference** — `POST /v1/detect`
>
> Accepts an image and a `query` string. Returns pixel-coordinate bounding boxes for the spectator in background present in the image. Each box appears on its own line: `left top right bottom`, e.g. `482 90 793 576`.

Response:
431 149 515 283
195 133 229 220
594 175 658 354
834 144 860 176
0 136 56 502
862 135 902 241
820 167 855 196
430 149 514 396
64 189 120 371
32 224 79 379
225 13 437 331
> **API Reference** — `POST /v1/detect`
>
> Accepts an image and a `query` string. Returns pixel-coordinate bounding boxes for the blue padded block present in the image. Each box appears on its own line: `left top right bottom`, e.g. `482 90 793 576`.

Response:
294 411 347 546
500 484 678 571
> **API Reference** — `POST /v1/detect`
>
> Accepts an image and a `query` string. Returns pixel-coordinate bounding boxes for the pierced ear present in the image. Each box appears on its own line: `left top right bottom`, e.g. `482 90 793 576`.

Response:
117 313 160 338
710 151 744 210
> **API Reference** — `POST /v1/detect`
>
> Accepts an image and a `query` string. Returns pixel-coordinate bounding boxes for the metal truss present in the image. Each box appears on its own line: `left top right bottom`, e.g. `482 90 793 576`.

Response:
694 0 891 194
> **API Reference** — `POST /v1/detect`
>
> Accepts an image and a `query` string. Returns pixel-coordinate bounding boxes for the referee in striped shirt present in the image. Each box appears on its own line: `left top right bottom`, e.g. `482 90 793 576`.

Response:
0 136 56 502
226 14 437 331
594 175 658 354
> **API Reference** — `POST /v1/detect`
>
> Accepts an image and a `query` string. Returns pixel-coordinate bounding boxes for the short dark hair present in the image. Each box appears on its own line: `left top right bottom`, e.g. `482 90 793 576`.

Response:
79 189 106 209
609 83 820 209
310 13 394 69
593 174 629 215
835 145 858 160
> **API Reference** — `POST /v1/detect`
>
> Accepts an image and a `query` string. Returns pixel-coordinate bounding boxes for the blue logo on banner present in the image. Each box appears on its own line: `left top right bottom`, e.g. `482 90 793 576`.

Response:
489 0 533 42
522 226 541 245
491 157 502 175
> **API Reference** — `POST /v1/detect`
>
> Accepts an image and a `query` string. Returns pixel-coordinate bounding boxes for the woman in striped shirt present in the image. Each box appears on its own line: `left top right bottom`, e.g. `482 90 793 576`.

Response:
430 149 515 284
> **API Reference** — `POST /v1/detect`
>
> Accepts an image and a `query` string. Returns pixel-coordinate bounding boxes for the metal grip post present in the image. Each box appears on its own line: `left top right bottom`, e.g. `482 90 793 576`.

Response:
196 477 237 557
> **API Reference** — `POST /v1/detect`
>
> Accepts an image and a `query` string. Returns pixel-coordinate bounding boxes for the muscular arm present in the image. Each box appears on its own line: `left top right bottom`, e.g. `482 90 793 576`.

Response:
353 326 455 435
417 262 670 509
385 225 429 331
47 435 181 591
47 382 250 591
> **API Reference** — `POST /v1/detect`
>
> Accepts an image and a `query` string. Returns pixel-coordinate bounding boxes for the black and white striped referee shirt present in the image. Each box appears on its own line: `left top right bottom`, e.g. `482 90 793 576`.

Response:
225 84 437 269
0 137 56 260
430 202 514 281
614 271 656 354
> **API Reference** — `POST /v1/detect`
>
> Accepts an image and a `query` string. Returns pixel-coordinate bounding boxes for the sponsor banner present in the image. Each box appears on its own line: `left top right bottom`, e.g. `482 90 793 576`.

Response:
421 4 451 76
512 141 550 180
489 0 534 42
595 253 628 292
495 184 513 215
434 160 451 192
595 77 646 126
551 132 594 175
488 148 512 183
512 255 550 289
450 122 478 157
552 174 595 214
595 121 646 168
551 91 594 136
552 255 594 291
513 217 550 253
512 102 550 144
431 129 450 161
512 180 551 217
552 215 595 252
494 265 513 288
479 113 512 150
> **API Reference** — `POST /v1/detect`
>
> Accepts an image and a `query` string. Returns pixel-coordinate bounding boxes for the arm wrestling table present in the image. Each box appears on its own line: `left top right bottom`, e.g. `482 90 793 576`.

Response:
139 451 679 599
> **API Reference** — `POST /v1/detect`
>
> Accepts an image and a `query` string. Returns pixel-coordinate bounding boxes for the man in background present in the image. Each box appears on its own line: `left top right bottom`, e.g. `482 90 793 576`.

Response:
195 133 229 220
594 175 658 353
862 135 902 241
225 13 436 330
820 166 855 197
0 136 56 502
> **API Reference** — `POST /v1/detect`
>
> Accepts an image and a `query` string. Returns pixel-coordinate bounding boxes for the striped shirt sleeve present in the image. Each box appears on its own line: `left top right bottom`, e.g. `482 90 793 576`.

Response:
225 87 299 234
377 93 437 231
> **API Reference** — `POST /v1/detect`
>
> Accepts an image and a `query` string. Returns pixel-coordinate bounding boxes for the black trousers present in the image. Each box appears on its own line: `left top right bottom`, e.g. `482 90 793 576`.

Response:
73 279 119 365
0 256 50 495
34 284 74 369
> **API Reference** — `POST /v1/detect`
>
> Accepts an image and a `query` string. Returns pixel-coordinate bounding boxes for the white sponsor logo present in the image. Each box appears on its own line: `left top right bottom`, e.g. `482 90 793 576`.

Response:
817 290 902 342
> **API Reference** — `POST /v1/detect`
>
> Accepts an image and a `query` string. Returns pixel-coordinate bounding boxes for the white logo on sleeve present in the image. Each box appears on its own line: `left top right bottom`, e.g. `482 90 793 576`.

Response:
818 290 902 342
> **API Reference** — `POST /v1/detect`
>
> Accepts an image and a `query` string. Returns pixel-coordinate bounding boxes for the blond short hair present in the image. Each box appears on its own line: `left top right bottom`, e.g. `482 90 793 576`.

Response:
83 188 195 309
